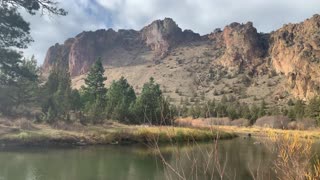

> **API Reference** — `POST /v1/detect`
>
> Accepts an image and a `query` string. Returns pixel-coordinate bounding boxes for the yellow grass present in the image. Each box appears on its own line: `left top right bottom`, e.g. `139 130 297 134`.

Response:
0 121 236 146
175 117 320 139
215 125 320 139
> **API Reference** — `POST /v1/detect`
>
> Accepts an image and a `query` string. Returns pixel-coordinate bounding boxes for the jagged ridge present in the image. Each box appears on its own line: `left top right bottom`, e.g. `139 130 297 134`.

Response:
42 15 320 101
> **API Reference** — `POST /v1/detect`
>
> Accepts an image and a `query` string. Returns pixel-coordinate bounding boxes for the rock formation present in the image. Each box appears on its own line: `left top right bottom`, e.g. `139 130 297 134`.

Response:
270 14 320 99
42 18 200 76
42 15 320 101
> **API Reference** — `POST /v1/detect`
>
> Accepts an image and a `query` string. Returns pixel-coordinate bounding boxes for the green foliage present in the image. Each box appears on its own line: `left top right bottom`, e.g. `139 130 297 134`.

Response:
0 0 66 85
41 65 72 122
288 108 296 120
70 89 82 111
294 99 305 119
188 103 201 119
82 59 107 102
130 77 174 125
0 0 66 118
305 96 320 124
287 98 294 106
0 56 39 115
250 104 260 124
258 100 267 117
81 59 107 122
239 103 251 120
106 77 136 122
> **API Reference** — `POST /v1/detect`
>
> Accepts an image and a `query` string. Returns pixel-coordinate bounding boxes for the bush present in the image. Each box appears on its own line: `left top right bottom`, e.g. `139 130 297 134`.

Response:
230 118 250 127
296 118 317 130
254 116 290 129
202 118 231 126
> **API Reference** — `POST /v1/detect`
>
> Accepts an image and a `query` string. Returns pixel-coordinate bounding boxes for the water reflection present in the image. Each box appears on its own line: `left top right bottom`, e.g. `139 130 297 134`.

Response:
0 137 316 180
160 138 274 180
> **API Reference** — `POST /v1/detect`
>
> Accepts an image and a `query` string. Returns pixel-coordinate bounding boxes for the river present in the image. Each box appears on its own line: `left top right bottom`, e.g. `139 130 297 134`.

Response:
0 137 319 180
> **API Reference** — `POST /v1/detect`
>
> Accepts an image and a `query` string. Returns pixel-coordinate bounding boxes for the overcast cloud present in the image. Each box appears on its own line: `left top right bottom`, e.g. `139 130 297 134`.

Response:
21 0 320 65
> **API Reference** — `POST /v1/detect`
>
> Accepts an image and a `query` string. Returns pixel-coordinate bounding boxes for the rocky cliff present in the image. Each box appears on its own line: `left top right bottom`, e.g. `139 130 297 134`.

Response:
269 14 320 99
42 15 320 102
42 18 200 76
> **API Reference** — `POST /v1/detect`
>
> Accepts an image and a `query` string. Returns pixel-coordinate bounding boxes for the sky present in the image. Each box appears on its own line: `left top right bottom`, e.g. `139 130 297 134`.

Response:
21 0 320 65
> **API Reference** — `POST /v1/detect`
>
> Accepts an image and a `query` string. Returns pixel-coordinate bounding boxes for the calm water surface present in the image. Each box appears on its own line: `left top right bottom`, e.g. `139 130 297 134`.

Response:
0 138 319 180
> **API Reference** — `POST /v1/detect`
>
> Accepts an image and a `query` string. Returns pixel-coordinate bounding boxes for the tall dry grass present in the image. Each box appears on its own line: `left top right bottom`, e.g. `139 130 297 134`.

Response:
150 128 320 180
153 130 231 180
265 132 320 180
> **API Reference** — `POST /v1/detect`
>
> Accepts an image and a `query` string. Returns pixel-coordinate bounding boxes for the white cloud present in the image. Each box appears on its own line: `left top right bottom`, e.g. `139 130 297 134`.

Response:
22 0 320 65
22 0 107 65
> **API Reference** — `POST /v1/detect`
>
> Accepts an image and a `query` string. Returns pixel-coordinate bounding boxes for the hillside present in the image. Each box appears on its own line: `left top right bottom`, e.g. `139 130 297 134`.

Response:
42 15 320 108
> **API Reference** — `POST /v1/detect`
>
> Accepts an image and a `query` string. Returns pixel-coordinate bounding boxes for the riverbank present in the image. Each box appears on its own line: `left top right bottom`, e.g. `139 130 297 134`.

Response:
175 117 320 140
0 120 236 147
213 125 320 139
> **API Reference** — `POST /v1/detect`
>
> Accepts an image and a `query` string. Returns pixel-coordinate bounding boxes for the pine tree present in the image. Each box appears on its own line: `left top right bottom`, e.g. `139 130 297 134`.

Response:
305 96 320 124
131 77 172 125
81 59 107 122
70 89 82 111
106 76 136 122
41 65 72 122
258 100 267 117
82 59 107 102
0 56 39 115
0 1 66 85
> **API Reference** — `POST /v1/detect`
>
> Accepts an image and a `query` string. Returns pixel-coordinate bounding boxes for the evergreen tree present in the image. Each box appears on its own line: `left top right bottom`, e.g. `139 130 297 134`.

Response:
106 77 136 122
180 104 189 118
41 65 72 122
250 104 260 124
0 0 66 85
81 59 107 122
294 99 305 119
305 96 320 124
258 100 267 117
288 108 296 120
0 56 39 115
216 102 227 117
239 103 251 120
131 77 172 125
187 105 195 118
227 105 238 120
70 89 82 111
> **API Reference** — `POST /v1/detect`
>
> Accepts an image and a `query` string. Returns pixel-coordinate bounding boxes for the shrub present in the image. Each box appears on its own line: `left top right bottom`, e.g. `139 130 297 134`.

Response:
230 118 250 127
254 116 290 129
296 118 317 130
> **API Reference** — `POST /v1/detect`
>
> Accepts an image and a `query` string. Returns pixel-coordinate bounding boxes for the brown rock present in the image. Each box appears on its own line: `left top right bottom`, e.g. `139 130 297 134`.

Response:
41 15 320 101
270 14 320 99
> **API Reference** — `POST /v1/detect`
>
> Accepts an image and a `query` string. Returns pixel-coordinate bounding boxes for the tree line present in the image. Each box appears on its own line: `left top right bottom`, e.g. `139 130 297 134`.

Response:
177 95 320 125
40 59 174 125
0 0 319 126
1 56 320 126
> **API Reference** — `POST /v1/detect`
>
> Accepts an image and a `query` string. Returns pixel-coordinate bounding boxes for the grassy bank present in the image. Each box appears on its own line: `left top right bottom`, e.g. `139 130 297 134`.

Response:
0 120 236 147
214 125 320 139
175 117 320 140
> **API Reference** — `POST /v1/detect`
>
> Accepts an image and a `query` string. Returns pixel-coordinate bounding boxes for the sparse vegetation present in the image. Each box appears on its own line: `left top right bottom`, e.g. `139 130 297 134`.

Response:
0 121 236 146
2 1 320 179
